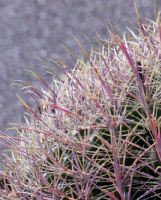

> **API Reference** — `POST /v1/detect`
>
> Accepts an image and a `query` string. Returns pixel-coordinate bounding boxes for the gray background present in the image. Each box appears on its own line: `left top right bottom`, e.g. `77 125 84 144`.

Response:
0 0 160 132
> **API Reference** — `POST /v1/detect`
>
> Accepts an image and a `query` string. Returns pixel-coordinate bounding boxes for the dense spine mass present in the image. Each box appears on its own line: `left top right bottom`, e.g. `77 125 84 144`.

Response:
0 14 161 200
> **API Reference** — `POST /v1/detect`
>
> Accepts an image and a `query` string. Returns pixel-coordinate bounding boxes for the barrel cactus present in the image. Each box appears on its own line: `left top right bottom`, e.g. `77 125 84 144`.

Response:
0 13 161 200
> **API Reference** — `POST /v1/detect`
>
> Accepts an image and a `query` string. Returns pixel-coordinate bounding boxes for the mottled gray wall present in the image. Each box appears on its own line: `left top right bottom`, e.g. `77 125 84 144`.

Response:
0 0 160 131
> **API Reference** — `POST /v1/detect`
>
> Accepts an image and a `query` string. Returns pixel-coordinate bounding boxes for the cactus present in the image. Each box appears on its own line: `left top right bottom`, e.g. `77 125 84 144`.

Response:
0 13 161 200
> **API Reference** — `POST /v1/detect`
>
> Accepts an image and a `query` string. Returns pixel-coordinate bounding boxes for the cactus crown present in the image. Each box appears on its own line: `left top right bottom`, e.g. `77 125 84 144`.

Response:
1 13 161 200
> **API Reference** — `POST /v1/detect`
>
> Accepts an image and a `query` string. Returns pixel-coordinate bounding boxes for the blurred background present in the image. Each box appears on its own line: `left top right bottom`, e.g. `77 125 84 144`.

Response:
0 0 160 132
